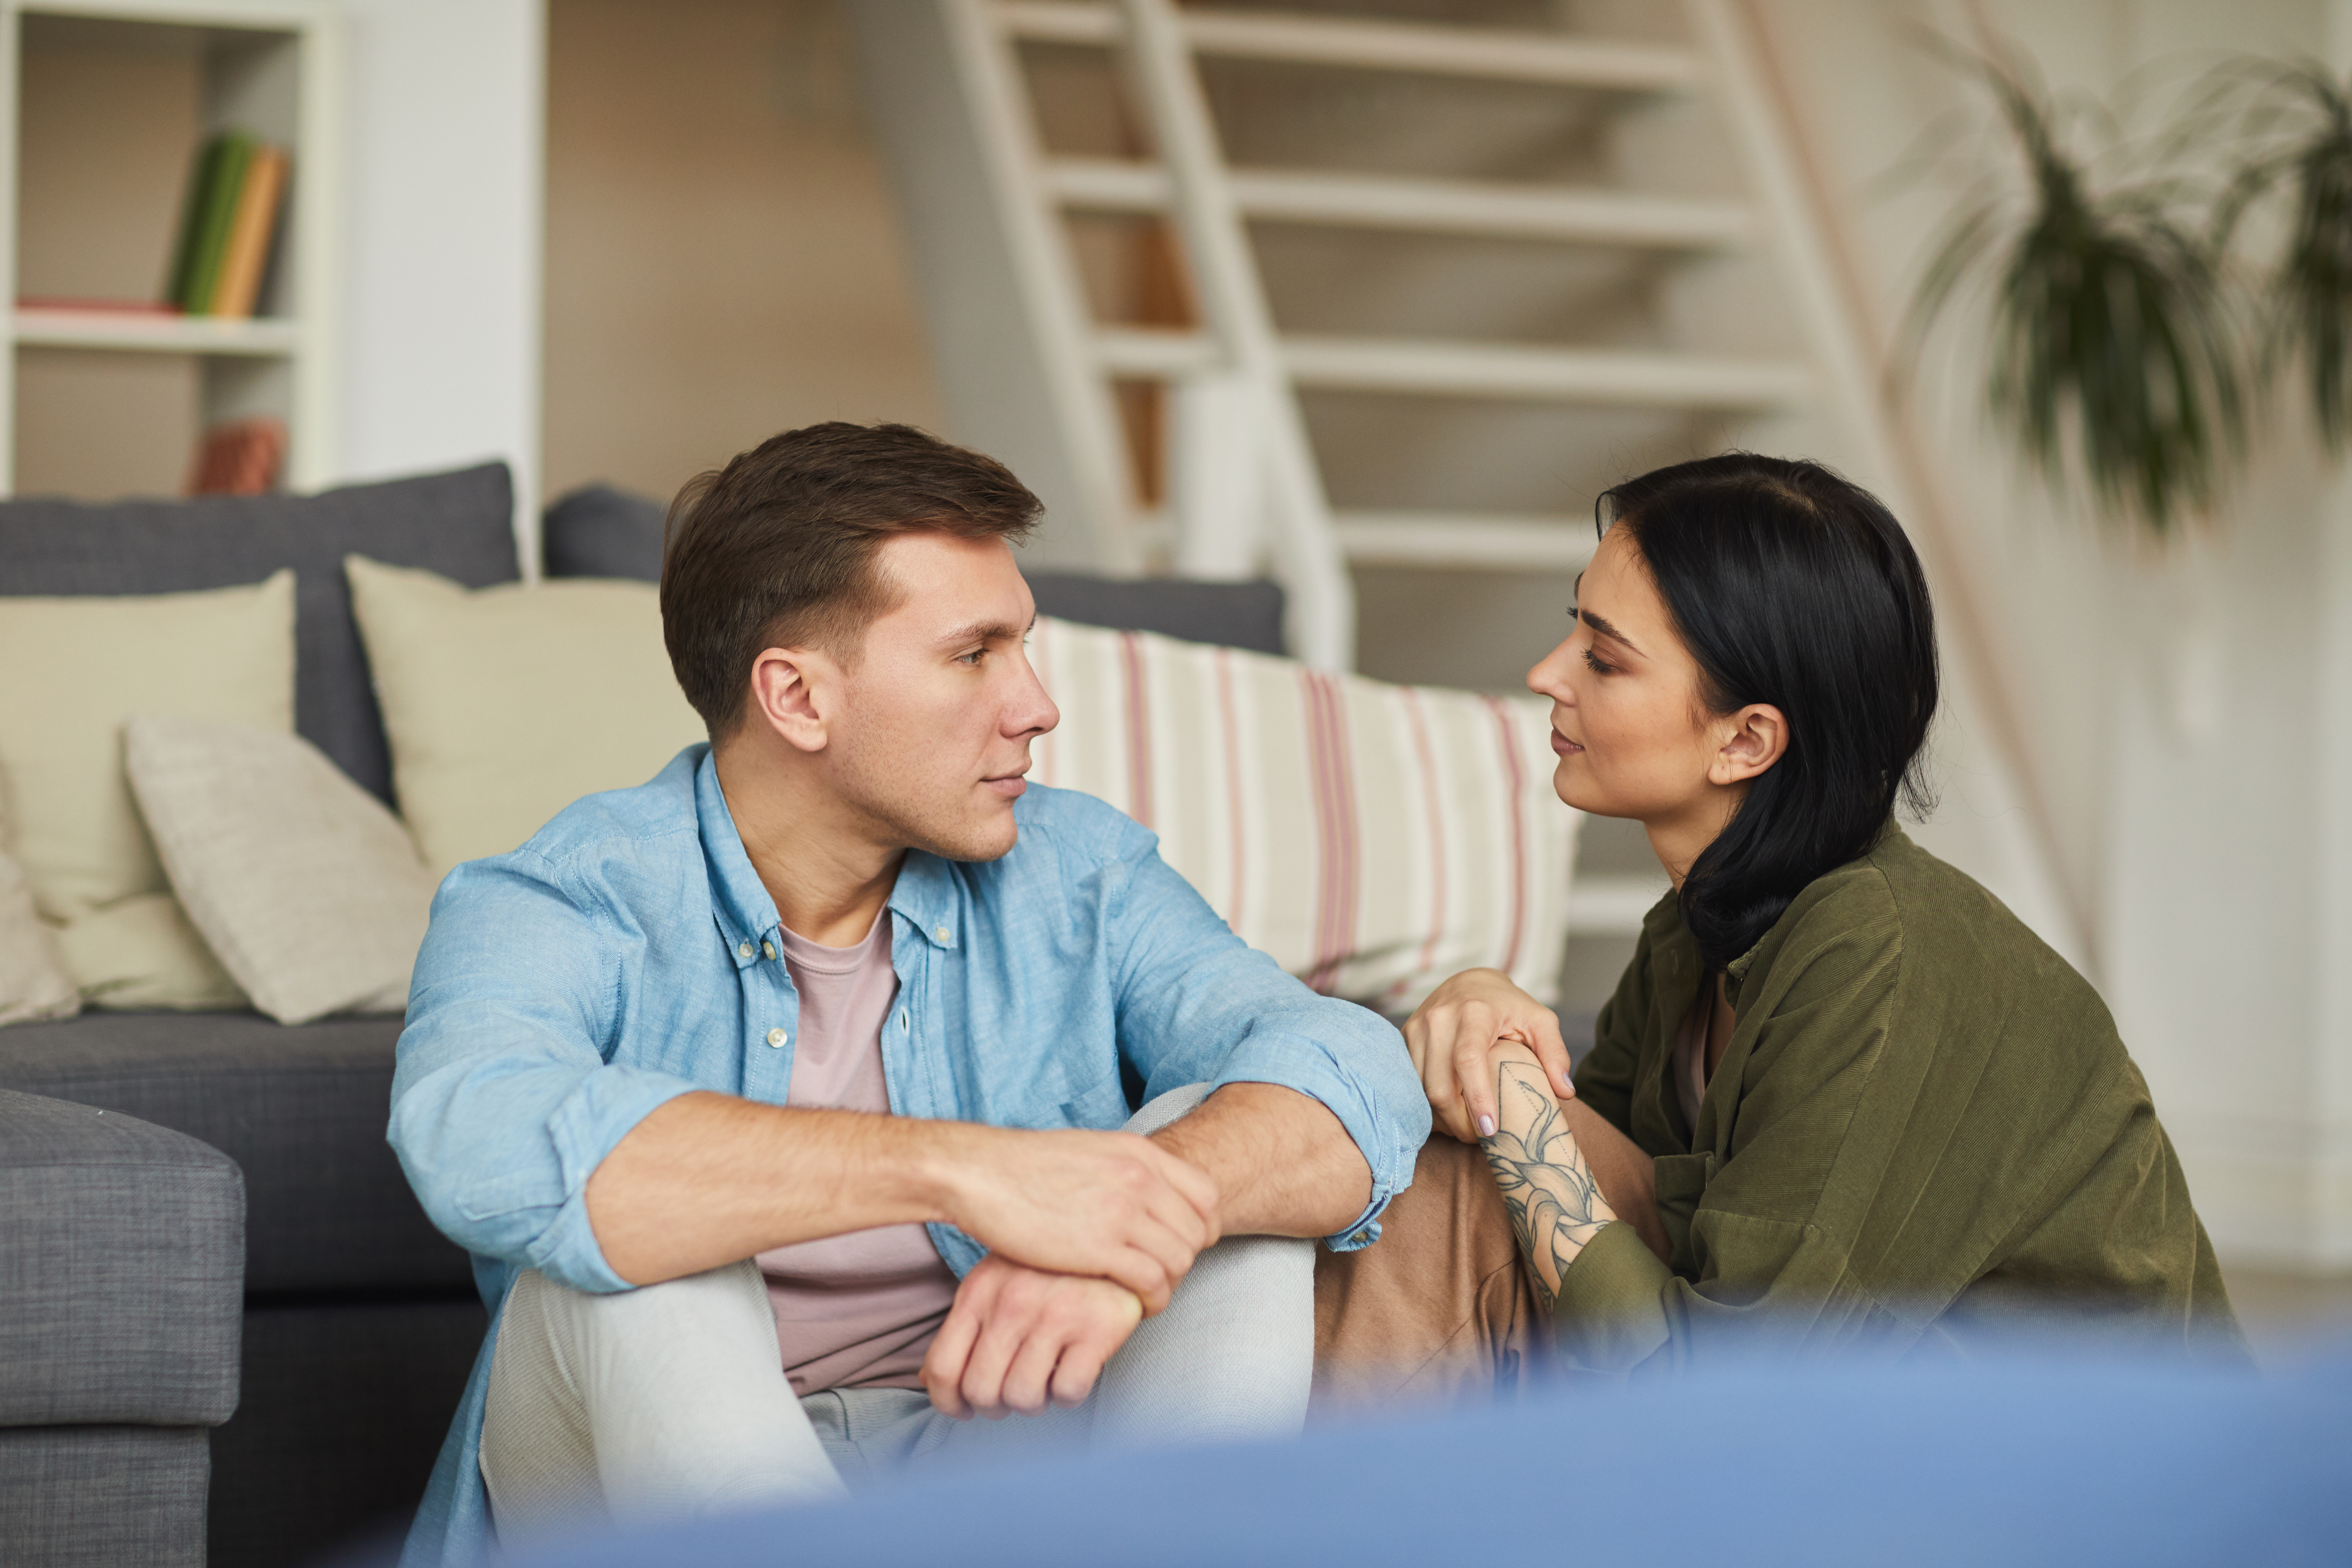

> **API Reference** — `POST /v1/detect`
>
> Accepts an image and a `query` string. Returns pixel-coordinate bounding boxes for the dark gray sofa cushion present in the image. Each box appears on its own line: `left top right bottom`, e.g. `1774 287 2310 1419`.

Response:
0 1015 469 1298
543 482 666 581
542 481 1290 655
0 1426 210 1568
0 464 519 804
0 1091 242 1427
1026 571 1286 657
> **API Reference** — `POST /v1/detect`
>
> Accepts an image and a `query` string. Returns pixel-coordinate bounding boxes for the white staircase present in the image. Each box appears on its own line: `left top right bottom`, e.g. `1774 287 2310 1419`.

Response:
843 0 2067 953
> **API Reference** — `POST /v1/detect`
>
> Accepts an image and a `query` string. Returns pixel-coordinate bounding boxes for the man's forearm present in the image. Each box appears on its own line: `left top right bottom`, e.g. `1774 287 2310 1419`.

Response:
585 1092 966 1285
585 1090 1222 1306
1149 1082 1372 1239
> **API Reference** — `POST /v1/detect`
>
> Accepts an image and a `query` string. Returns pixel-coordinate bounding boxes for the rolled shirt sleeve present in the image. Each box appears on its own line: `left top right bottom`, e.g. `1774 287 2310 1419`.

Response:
387 851 702 1294
1100 823 1431 1251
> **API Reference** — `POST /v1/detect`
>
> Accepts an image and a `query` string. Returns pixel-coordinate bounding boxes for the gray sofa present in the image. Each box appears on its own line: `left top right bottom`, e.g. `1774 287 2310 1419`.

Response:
0 468 1294 1567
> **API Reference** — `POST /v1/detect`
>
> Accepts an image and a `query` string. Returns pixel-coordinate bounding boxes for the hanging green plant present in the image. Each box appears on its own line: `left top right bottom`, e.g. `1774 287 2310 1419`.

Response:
1903 41 2245 538
2210 61 2352 453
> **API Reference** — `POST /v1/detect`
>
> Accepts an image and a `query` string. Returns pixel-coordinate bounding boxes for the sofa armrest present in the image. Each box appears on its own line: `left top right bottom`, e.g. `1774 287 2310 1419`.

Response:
0 1089 243 1428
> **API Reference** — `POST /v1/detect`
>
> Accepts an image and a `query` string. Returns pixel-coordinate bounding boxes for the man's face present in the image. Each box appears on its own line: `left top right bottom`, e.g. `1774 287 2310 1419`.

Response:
823 531 1058 862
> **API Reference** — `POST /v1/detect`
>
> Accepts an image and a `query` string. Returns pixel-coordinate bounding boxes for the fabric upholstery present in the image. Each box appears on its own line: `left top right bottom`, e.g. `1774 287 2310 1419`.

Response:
0 837 75 1027
0 1425 210 1568
1026 571 1286 657
1026 615 1579 1011
0 1090 242 1426
541 483 666 582
345 556 705 875
0 463 520 805
127 718 433 1024
539 481 1290 655
0 572 295 1010
209 1297 487 1568
0 1013 470 1296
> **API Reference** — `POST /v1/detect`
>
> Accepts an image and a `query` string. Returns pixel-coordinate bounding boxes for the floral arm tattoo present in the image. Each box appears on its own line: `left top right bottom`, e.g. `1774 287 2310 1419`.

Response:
1480 1056 1618 1314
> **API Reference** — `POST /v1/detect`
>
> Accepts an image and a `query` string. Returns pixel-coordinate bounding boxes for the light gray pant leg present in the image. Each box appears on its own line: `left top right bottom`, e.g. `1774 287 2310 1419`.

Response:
480 1261 845 1547
1089 1083 1316 1447
919 1084 1316 1468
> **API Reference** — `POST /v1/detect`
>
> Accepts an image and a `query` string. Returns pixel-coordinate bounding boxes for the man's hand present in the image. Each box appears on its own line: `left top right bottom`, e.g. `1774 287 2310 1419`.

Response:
941 1127 1219 1315
921 1255 1144 1420
1405 968 1578 1144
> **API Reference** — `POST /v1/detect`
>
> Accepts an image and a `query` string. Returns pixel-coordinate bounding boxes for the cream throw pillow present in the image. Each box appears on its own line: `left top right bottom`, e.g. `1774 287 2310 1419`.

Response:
0 570 295 1009
0 818 77 1026
127 716 434 1024
345 556 707 875
1027 616 1580 1013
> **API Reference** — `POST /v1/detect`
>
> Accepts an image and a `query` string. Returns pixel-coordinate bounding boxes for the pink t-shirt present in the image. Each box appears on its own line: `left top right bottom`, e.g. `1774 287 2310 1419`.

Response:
752 914 959 1396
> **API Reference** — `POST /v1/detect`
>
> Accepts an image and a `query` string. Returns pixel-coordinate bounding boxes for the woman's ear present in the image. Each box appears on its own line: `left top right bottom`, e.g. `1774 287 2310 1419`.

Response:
1709 702 1787 786
747 646 835 754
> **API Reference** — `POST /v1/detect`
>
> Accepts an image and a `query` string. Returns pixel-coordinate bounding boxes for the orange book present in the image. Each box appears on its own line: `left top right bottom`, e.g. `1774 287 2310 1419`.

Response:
186 417 287 496
210 145 288 319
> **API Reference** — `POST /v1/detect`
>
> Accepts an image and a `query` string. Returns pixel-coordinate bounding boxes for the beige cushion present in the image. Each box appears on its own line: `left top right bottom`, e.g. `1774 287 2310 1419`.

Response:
1027 616 1581 1012
344 556 706 875
0 808 76 1026
0 570 295 1009
126 716 434 1025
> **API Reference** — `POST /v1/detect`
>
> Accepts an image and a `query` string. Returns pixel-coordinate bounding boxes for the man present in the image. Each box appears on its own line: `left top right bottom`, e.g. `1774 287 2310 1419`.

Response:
389 423 1429 1564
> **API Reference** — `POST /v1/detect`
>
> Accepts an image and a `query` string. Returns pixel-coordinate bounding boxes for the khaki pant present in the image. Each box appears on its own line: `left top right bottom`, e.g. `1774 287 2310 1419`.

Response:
1312 1103 1664 1418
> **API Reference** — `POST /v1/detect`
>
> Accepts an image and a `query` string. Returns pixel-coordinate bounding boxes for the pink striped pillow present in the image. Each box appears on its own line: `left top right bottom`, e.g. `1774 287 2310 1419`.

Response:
1027 617 1581 1012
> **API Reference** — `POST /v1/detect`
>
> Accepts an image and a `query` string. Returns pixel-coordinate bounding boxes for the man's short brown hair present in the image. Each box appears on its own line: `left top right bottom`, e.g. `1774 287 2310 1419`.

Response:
660 422 1041 737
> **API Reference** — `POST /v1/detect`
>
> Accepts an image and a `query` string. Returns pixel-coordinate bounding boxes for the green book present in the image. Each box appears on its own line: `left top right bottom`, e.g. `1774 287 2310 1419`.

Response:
179 131 253 315
161 135 233 309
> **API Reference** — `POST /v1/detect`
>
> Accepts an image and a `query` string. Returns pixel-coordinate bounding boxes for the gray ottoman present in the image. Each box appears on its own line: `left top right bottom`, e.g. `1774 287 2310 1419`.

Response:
0 1090 244 1567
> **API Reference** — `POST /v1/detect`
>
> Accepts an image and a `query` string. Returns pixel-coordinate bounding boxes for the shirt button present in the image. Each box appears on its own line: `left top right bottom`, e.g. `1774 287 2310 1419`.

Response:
766 1028 786 1048
737 942 753 959
762 941 777 960
1351 1231 1370 1245
934 925 950 943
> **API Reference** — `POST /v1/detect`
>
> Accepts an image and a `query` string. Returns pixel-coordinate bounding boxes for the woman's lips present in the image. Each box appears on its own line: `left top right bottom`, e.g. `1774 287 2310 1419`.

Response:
1550 729 1584 756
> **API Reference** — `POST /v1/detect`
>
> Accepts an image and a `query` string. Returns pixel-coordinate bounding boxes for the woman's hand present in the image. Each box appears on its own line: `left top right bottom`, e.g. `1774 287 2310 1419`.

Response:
1405 968 1577 1143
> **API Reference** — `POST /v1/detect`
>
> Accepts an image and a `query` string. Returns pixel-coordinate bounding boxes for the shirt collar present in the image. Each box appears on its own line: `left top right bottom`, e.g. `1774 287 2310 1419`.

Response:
888 851 960 951
696 750 962 962
695 750 780 969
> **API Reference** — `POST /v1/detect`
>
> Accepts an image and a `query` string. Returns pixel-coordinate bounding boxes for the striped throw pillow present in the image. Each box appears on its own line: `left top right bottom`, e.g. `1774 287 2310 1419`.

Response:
1028 616 1581 1013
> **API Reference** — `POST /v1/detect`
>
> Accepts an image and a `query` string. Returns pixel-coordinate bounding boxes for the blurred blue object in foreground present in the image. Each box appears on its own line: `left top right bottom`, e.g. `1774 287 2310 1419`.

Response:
503 1348 2352 1568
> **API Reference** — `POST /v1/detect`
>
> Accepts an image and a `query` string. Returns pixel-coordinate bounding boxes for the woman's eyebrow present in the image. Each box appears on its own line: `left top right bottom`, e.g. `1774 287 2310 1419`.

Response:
1579 607 1642 656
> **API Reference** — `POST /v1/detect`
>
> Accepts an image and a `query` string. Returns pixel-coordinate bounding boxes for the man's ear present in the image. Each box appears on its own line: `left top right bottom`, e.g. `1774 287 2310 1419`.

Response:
1709 702 1787 787
746 646 836 755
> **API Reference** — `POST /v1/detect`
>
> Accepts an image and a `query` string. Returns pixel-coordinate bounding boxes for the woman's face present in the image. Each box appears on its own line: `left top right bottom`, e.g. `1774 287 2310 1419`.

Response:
1526 527 1744 831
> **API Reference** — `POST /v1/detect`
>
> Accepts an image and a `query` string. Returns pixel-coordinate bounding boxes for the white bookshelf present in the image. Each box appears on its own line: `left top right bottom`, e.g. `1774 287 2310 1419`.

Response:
0 0 340 494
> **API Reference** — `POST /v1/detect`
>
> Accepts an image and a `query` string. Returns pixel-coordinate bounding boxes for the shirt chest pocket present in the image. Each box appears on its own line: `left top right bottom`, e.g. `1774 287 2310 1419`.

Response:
1651 1149 1717 1278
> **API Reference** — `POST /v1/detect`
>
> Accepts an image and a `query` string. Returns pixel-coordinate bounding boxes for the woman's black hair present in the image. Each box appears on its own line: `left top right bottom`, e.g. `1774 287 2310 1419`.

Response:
1595 453 1939 969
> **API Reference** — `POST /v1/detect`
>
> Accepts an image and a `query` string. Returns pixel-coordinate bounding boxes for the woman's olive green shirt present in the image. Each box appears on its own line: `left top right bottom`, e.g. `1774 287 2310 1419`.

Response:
1559 828 2246 1374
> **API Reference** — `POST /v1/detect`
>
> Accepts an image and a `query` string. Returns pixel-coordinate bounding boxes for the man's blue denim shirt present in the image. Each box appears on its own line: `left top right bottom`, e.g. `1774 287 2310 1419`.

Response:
389 746 1429 1566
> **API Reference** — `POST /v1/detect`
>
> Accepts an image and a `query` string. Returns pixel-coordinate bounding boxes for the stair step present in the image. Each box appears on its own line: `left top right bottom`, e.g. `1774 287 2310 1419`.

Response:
1286 335 1812 406
1333 511 1598 570
1047 159 1754 249
1095 328 1813 409
999 2 1703 91
1566 873 1671 937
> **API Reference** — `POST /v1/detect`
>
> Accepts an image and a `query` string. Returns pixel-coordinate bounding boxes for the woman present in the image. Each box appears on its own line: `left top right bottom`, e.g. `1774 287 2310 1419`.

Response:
1401 453 2242 1374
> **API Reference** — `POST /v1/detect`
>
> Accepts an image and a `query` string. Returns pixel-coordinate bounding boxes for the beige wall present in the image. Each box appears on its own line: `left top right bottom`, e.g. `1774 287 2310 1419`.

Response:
540 0 942 509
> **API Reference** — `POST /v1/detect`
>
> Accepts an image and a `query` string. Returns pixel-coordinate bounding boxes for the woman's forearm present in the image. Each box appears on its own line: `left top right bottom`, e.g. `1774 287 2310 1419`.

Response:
1479 1050 1619 1312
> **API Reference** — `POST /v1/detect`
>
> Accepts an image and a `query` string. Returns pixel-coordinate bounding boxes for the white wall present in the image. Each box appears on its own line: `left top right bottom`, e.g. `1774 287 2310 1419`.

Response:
331 0 544 558
1755 0 2349 1268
